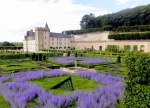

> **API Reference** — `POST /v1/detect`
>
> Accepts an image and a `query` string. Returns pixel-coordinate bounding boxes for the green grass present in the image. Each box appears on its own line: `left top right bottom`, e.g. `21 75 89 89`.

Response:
0 59 60 76
28 75 104 107
0 95 10 108
30 75 104 95
95 63 127 77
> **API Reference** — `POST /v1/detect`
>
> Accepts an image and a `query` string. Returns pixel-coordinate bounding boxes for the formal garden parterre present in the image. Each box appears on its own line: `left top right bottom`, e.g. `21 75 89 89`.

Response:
0 51 149 108
0 69 124 108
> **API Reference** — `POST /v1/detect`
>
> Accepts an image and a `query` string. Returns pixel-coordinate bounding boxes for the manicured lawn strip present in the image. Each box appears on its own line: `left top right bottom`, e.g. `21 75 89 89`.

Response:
0 59 60 75
47 60 74 67
0 95 10 108
78 62 117 68
71 75 104 91
95 63 127 77
30 75 103 95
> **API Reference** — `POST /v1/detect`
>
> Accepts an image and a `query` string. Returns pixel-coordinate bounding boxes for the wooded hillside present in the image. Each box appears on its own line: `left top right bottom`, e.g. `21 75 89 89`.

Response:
65 4 150 35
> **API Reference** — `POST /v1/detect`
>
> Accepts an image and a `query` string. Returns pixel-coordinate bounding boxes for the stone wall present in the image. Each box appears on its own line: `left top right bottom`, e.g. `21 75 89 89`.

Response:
71 31 150 52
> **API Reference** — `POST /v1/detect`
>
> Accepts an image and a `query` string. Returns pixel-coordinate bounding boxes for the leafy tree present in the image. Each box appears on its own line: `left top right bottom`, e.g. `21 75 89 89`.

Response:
80 13 95 29
1 41 15 46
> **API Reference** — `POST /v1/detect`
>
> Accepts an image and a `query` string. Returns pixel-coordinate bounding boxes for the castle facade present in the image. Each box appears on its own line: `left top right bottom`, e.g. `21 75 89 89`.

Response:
23 23 71 52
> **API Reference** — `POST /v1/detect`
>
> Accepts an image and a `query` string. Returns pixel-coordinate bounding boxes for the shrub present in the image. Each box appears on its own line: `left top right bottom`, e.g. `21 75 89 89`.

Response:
124 45 131 52
133 45 138 51
39 53 42 61
74 52 78 57
35 54 38 61
117 55 121 63
42 55 46 61
124 52 150 108
26 53 28 58
67 51 71 56
106 45 119 53
32 53 36 60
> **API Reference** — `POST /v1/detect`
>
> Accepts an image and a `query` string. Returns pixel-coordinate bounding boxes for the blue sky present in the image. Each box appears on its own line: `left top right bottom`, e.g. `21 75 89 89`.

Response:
74 0 150 13
0 0 149 42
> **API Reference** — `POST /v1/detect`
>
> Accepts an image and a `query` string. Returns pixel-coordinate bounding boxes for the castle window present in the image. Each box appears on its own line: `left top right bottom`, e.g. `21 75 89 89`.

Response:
52 38 54 41
57 42 58 45
60 38 62 41
45 42 46 45
52 42 54 45
57 38 58 41
45 37 46 39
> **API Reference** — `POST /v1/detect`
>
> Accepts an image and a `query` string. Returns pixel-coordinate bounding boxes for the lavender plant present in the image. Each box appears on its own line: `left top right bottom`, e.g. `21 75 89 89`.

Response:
0 70 124 108
79 58 112 65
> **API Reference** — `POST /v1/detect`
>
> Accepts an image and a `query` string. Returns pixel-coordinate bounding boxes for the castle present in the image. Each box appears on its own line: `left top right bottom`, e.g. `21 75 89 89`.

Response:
23 23 150 52
23 23 71 52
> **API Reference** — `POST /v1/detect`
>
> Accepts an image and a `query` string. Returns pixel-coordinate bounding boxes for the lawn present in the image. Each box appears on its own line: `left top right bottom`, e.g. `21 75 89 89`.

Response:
0 59 60 75
95 63 127 77
30 75 104 95
0 95 10 108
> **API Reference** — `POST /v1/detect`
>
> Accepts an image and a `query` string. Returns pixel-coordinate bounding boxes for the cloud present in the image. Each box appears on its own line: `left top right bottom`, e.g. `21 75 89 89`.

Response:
130 4 138 8
0 0 108 42
115 0 131 5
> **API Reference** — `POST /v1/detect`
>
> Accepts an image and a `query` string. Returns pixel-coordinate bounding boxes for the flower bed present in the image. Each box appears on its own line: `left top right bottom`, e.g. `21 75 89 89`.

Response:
0 70 124 108
79 58 112 65
49 57 112 68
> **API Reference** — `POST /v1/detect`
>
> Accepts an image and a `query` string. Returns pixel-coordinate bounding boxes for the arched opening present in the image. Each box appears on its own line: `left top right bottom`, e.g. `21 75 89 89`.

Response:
140 45 145 52
99 46 102 51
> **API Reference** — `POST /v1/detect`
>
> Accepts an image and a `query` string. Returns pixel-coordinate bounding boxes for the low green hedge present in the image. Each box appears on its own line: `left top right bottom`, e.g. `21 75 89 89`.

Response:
0 54 30 60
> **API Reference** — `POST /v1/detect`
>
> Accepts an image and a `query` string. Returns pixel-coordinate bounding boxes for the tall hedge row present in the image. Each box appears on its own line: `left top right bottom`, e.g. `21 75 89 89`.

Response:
0 52 63 60
124 52 150 108
65 25 113 35
124 45 131 52
105 45 119 52
133 45 138 51
108 32 150 40
0 46 23 50
117 25 150 32
0 54 29 60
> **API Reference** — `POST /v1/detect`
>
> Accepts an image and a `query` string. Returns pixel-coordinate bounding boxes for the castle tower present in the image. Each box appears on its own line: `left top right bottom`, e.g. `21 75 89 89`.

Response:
35 23 50 51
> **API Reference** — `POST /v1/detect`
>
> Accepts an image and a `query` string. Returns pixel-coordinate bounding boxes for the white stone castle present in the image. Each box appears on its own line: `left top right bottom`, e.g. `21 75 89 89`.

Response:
23 23 71 52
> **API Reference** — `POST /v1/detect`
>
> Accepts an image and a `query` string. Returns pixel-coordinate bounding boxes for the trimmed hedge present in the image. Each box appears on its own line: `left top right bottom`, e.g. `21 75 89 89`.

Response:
105 45 119 52
124 45 131 52
133 45 138 51
124 52 150 108
117 25 150 32
0 54 30 60
108 32 150 40
65 25 113 35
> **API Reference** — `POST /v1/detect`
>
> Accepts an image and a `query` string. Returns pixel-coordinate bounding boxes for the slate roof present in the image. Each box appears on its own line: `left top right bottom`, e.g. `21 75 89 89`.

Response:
45 23 49 29
26 30 35 37
50 32 71 38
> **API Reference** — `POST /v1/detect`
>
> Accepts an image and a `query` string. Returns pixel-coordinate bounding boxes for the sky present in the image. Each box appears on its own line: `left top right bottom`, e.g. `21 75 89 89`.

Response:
0 0 149 42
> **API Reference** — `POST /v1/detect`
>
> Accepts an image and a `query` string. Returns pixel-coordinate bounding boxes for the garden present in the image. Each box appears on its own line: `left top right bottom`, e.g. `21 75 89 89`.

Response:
0 51 149 108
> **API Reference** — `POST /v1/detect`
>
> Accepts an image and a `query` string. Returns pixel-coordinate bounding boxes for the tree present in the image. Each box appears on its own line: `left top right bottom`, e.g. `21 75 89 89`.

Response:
1 41 15 46
80 13 95 29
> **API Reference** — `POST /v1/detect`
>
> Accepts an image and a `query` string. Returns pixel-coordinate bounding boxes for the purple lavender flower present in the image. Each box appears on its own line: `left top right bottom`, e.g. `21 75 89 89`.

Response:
79 58 111 65
0 69 124 108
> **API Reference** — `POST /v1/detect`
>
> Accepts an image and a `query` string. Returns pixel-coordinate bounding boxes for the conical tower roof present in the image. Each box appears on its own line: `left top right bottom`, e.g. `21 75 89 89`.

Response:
45 23 49 29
